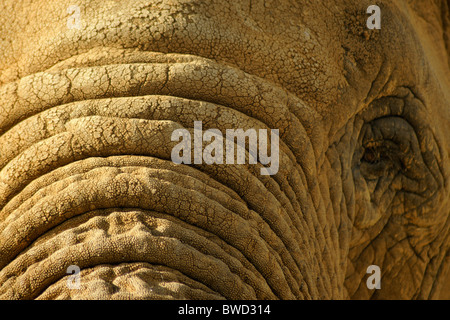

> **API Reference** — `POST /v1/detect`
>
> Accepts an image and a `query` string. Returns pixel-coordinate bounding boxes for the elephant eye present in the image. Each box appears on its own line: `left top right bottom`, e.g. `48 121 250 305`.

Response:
357 113 417 181
360 141 398 179
362 147 380 164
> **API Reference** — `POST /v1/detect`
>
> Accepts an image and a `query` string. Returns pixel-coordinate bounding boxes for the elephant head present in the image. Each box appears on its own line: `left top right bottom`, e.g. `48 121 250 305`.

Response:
0 0 449 300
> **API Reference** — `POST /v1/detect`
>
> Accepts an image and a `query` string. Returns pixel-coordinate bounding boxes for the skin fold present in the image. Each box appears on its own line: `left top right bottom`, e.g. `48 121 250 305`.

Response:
0 0 449 299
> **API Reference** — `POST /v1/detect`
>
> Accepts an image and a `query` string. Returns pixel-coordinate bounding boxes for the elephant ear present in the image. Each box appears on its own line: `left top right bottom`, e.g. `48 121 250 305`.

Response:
405 0 450 68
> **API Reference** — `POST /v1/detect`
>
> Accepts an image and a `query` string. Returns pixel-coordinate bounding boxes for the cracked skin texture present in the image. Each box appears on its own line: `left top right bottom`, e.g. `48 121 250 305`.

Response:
0 0 449 300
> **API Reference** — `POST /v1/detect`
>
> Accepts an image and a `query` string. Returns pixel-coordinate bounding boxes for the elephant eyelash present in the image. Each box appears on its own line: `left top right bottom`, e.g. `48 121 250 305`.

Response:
360 139 405 181
361 140 388 164
362 147 381 164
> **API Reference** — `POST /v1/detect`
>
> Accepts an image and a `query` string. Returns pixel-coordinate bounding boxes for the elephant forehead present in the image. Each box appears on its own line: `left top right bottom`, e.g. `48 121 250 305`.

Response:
0 1 446 130
0 1 366 105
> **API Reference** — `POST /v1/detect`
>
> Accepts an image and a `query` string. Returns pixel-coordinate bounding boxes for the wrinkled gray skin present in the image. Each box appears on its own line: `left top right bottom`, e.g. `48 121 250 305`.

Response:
0 0 449 300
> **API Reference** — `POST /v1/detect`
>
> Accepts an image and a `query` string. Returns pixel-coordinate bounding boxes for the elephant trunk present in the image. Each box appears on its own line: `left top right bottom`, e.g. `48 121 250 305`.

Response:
0 50 341 299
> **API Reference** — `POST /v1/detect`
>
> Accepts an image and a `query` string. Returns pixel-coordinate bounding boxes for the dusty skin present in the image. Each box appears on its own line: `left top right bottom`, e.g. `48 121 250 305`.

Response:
0 0 449 300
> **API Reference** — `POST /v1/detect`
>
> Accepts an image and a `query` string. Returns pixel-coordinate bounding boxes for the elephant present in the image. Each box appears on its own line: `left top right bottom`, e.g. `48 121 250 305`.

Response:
0 0 449 300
